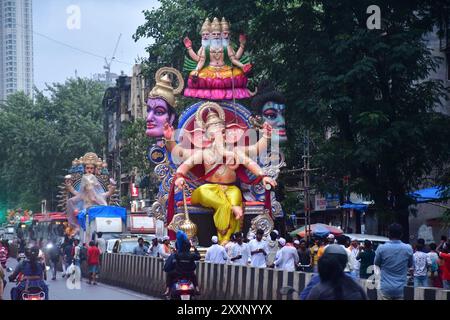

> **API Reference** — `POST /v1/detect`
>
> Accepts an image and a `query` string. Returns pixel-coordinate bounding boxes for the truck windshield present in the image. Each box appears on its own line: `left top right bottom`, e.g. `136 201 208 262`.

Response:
119 241 138 253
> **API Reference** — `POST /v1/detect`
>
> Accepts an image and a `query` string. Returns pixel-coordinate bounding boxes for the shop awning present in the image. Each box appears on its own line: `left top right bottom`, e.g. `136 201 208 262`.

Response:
340 203 368 211
289 223 344 238
409 187 448 203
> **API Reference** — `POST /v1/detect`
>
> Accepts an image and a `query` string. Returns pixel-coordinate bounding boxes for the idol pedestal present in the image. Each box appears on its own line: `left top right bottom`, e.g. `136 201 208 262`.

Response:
176 202 265 246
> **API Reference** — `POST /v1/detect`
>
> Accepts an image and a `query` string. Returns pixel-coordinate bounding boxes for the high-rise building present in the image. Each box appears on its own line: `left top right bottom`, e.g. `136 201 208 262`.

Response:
0 0 33 101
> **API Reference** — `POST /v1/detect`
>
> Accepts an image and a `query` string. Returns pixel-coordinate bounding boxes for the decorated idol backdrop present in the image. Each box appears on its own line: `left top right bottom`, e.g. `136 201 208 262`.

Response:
146 17 288 246
57 152 120 238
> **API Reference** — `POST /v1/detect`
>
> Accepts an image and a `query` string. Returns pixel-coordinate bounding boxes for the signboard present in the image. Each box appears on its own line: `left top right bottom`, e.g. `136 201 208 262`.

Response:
131 183 139 197
314 195 327 211
93 217 123 233
326 194 340 210
129 215 156 234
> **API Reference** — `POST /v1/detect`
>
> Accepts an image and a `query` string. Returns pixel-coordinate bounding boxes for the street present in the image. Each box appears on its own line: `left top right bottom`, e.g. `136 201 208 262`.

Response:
3 259 159 300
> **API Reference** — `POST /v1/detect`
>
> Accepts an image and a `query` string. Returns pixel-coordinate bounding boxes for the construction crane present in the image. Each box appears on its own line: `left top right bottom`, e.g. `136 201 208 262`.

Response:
104 33 122 84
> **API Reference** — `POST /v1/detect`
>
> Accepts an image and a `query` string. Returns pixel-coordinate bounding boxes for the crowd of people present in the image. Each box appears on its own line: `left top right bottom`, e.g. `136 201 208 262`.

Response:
2 224 449 300
49 233 104 285
195 224 450 300
129 225 450 297
0 231 107 300
132 236 173 258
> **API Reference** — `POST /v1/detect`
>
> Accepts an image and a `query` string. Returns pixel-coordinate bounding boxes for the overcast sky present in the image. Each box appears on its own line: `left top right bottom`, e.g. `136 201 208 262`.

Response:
33 0 159 90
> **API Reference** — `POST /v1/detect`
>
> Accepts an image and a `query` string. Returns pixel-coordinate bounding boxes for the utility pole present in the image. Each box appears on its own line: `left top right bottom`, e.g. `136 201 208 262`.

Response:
302 130 312 243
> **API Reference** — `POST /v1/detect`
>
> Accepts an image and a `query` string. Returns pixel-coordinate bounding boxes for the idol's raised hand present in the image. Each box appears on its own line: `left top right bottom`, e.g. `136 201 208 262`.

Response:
163 122 175 140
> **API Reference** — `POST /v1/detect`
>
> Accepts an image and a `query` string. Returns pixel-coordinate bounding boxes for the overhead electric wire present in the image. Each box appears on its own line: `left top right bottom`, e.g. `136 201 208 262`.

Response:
14 22 133 66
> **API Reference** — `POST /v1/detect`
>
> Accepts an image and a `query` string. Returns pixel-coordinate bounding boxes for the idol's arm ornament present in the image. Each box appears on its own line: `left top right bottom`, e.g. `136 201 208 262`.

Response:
174 151 203 189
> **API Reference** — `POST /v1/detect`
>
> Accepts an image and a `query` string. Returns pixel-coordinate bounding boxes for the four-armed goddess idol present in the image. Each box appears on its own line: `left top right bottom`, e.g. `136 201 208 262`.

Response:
64 153 117 235
168 102 277 244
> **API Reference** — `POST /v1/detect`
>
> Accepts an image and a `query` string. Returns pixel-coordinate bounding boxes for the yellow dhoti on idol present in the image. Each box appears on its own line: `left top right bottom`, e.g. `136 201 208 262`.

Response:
190 184 242 244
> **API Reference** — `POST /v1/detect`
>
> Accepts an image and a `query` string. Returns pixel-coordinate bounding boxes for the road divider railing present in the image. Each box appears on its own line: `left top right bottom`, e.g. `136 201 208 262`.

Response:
99 253 450 300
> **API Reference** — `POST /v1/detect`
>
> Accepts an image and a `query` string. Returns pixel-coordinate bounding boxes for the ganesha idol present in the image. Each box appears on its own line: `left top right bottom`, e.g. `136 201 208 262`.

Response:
183 17 253 101
146 67 184 139
163 102 277 244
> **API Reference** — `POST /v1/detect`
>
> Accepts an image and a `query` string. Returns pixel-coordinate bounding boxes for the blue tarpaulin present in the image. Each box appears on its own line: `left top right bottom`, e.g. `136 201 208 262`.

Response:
409 187 447 203
77 206 127 231
340 203 368 211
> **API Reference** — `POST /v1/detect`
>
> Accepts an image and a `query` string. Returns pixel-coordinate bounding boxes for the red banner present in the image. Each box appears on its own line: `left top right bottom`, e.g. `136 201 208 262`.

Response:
130 183 139 197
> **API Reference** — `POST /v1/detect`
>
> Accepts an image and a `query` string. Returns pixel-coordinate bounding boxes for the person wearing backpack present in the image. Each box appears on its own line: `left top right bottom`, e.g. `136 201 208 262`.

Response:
79 243 88 263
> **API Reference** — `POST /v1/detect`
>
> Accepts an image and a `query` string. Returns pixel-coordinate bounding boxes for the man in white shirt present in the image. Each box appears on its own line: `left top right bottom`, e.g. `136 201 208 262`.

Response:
349 238 360 277
147 237 162 257
205 236 228 264
325 234 335 247
225 233 236 260
336 236 355 274
159 236 172 259
96 232 107 255
230 233 250 266
274 238 299 272
248 229 269 268
266 231 279 268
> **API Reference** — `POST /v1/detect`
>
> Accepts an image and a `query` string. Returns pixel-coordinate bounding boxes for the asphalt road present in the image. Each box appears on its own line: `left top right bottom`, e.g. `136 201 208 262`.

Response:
2 258 159 300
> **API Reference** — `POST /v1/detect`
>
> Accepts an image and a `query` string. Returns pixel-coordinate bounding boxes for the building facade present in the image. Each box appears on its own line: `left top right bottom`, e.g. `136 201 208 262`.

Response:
103 64 150 211
0 0 33 101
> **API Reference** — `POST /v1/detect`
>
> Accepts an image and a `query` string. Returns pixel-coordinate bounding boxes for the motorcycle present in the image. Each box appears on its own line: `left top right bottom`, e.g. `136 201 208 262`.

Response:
20 286 46 300
10 277 47 301
169 279 197 300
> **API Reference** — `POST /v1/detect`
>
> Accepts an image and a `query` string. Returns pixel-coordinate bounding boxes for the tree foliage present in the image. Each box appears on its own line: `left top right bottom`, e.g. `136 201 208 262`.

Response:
120 118 151 175
0 78 106 212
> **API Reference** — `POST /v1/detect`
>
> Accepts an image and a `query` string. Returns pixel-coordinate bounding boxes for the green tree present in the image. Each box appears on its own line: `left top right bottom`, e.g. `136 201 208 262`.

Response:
0 78 106 212
296 1 450 240
120 118 151 175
